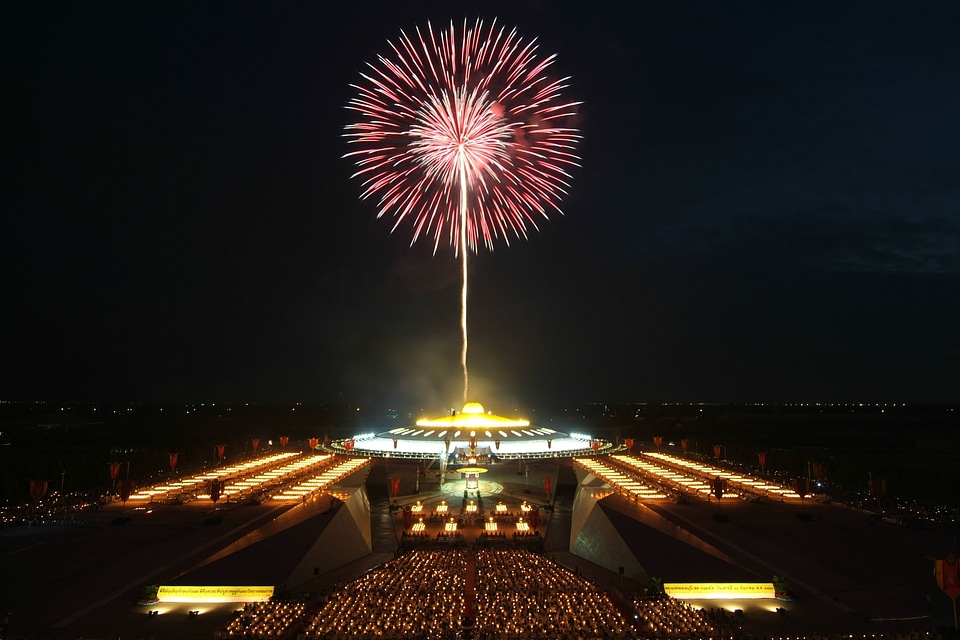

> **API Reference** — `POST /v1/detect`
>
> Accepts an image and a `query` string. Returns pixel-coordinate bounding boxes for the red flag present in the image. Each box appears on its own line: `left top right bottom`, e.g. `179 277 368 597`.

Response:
391 477 400 495
403 509 413 529
591 440 600 452
109 462 121 481
251 438 260 452
624 438 634 450
169 453 178 471
543 477 552 495
653 436 663 448
216 444 225 459
713 444 722 459
323 434 329 446
118 479 133 502
681 439 689 452
935 556 960 601
529 508 540 529
811 462 823 479
29 479 48 502
757 452 767 470
309 437 319 450
712 477 725 500
279 435 289 448
344 439 354 453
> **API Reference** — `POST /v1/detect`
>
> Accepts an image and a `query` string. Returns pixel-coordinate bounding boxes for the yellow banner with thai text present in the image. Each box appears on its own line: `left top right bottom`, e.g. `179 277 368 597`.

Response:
157 585 275 603
663 583 776 599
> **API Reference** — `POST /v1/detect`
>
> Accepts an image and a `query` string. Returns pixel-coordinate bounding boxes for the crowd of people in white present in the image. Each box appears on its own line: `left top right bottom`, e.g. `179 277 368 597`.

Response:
304 549 468 638
222 599 309 638
473 548 630 639
629 596 717 638
217 549 947 640
220 548 638 639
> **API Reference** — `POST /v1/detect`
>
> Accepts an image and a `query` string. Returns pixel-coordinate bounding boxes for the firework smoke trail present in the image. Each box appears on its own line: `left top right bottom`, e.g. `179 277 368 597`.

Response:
345 18 581 404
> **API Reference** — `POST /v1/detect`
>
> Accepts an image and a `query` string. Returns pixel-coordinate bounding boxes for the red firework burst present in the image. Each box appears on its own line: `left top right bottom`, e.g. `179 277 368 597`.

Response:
345 18 581 253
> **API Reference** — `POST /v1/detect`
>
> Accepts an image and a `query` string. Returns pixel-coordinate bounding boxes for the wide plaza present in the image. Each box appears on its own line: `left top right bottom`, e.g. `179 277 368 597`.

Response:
1 444 956 639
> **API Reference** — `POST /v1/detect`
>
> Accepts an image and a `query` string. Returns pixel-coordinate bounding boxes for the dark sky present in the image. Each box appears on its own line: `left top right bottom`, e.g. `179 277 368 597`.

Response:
3 1 958 410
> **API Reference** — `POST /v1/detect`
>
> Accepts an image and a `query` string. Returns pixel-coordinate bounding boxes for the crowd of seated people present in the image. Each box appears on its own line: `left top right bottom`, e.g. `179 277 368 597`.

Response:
216 548 949 640
400 531 430 539
473 548 634 640
479 530 507 539
436 531 464 542
220 549 635 639
219 599 311 638
303 549 468 639
629 595 718 639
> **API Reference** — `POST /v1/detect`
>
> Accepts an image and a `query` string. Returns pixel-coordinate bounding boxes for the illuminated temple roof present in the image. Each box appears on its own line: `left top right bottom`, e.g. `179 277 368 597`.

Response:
415 401 530 429
331 402 616 459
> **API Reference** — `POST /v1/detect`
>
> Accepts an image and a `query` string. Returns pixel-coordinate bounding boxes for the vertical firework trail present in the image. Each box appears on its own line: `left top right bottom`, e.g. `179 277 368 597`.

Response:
458 159 469 403
345 19 580 405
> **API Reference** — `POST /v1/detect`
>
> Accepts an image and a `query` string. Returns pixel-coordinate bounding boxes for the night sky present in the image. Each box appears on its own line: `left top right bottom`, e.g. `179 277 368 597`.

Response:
4 1 958 410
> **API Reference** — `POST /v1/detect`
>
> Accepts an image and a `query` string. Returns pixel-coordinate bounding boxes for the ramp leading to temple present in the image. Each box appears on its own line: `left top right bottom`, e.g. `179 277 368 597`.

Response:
569 481 650 583
166 467 374 591
568 469 758 585
366 459 400 554
286 485 373 589
542 463 577 553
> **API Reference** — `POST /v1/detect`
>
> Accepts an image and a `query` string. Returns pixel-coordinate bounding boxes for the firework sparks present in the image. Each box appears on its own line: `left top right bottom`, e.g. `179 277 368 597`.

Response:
345 18 580 253
345 18 581 402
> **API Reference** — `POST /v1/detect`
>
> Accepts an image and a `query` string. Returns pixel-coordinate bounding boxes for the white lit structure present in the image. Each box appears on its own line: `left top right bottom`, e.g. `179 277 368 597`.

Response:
328 402 614 460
